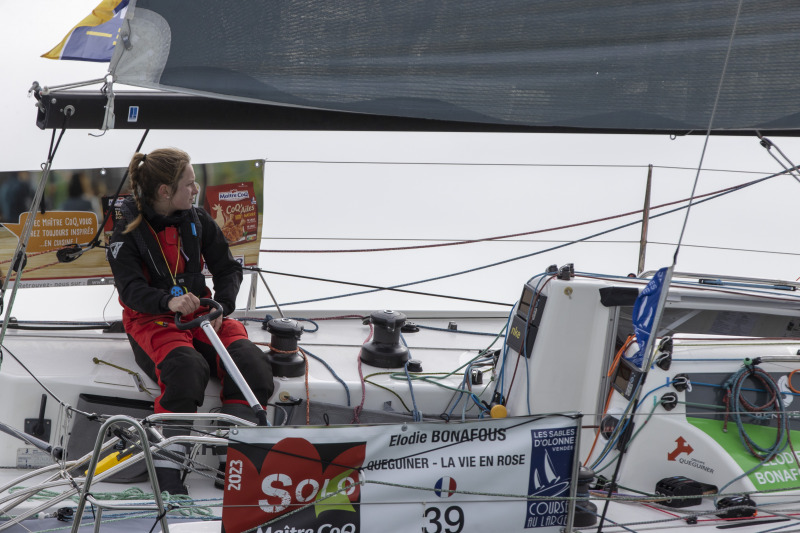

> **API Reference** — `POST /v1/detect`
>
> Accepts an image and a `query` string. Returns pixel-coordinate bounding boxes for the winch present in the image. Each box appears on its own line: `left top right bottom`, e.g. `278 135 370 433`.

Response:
265 318 305 377
359 310 410 368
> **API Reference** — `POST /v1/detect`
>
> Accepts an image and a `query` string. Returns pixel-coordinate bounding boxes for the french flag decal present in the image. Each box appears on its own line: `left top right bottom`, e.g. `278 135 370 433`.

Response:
434 476 457 498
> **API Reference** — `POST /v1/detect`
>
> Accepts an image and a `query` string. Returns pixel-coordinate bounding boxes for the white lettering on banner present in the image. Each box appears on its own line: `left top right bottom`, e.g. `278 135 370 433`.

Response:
530 428 576 452
225 202 256 215
219 190 251 201
755 469 800 485
295 479 319 503
258 526 356 533
259 473 359 513
526 501 569 528
228 459 243 491
526 425 577 528
259 473 291 513
766 451 800 466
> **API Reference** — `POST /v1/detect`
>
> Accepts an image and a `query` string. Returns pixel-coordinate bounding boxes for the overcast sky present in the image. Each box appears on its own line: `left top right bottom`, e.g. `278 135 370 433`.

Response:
3 0 800 319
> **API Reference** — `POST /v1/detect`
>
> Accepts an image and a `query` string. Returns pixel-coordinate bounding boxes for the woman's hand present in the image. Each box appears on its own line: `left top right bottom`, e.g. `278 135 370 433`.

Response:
168 293 201 315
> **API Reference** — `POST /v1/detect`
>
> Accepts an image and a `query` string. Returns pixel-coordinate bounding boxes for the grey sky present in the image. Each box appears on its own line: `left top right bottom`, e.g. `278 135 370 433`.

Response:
3 0 800 320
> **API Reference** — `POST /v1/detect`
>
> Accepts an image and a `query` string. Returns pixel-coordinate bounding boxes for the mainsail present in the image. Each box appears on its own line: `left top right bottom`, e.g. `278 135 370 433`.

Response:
97 0 800 134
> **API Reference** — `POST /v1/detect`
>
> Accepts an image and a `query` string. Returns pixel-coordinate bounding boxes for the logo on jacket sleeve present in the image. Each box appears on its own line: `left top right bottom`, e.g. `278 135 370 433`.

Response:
108 241 124 259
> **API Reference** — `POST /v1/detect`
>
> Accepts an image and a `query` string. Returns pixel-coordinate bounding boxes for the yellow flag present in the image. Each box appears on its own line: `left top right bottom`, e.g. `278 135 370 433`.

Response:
42 0 129 62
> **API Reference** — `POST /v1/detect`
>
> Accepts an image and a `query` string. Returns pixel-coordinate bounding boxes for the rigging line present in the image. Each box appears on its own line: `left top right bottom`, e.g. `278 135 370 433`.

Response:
255 269 284 318
102 285 117 324
758 135 800 184
0 115 71 356
259 173 775 254
264 159 771 175
261 236 649 243
648 241 800 258
264 236 800 259
243 266 513 307
261 169 788 309
0 343 93 419
672 0 744 266
599 10 745 532
83 129 150 253
38 78 108 93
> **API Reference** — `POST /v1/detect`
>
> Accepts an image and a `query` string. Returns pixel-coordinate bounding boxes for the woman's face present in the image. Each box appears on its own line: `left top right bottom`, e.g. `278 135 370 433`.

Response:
169 165 199 212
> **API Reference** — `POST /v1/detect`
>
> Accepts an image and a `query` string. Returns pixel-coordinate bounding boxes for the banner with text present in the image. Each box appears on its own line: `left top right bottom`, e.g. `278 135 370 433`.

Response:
0 160 264 287
222 414 580 533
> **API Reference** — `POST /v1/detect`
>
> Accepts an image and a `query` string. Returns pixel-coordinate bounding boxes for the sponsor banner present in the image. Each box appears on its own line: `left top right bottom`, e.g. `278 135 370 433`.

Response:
0 160 263 285
3 211 97 253
223 415 579 533
203 181 259 247
688 417 799 490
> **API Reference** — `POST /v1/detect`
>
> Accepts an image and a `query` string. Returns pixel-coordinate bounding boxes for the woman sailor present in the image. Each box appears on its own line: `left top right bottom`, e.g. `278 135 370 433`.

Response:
107 148 274 494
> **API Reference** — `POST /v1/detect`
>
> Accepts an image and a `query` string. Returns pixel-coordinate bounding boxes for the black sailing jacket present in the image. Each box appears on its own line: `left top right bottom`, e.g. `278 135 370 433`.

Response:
107 197 242 316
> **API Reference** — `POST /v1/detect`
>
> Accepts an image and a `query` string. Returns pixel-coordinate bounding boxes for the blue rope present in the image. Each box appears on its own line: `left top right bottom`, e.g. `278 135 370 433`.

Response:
690 380 800 397
492 306 517 401
709 362 790 504
469 393 490 418
445 357 494 420
590 381 672 469
487 271 552 415
300 347 351 406
400 335 422 421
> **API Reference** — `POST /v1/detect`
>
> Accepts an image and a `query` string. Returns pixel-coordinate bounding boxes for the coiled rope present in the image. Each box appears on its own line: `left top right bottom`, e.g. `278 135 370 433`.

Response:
722 359 788 462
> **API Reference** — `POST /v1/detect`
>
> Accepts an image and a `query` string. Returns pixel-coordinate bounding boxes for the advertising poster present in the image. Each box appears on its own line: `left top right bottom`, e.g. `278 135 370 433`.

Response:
222 415 580 533
0 159 263 287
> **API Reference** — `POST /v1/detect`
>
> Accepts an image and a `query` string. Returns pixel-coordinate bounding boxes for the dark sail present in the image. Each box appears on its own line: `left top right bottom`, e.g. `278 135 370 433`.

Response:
40 1 800 133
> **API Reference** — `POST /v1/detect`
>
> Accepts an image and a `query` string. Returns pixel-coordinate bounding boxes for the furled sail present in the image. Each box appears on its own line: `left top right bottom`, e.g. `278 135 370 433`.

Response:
101 1 800 133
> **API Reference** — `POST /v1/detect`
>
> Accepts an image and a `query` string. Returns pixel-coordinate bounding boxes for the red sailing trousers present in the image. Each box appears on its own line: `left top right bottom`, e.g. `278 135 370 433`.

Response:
124 308 273 414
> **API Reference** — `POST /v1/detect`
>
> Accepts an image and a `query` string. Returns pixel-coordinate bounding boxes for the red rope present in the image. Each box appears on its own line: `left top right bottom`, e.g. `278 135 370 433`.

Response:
261 182 747 254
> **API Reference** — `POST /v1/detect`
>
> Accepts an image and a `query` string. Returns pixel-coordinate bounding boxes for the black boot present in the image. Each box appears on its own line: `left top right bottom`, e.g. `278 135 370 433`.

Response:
153 420 192 495
156 466 188 496
215 461 226 491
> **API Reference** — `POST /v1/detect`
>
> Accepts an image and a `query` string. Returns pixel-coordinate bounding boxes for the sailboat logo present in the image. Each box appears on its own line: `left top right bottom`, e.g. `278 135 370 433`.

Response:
529 448 570 497
526 426 576 528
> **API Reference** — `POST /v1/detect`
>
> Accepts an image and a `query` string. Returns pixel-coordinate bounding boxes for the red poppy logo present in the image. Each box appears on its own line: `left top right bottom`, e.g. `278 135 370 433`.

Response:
222 437 365 533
